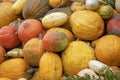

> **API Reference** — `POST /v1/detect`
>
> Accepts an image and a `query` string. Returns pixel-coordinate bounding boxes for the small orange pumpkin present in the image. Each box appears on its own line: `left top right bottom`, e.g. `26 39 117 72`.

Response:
0 26 21 49
18 19 43 43
0 45 6 64
23 36 45 66
0 78 12 80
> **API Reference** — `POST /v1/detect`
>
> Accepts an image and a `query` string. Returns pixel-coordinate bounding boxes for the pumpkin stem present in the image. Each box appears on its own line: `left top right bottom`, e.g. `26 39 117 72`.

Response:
38 34 43 39
15 32 18 37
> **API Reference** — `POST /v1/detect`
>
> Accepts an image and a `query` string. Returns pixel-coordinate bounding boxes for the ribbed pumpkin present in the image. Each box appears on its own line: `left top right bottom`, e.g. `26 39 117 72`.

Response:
96 5 114 20
95 35 120 66
0 2 18 28
0 45 6 64
0 58 29 80
62 41 96 75
23 37 44 66
39 52 62 80
22 0 50 19
70 10 104 40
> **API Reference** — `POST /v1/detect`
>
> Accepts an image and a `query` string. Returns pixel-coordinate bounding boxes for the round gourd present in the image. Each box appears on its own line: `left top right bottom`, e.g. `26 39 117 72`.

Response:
0 2 18 28
46 27 74 42
70 10 104 40
107 14 120 36
62 41 96 75
96 5 114 20
0 45 6 64
39 52 62 80
0 58 29 80
23 37 45 66
18 19 43 43
0 26 21 49
43 30 69 52
95 35 120 66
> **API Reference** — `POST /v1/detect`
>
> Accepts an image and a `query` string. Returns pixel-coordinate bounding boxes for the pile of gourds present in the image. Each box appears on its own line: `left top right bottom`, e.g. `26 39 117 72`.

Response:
0 0 120 80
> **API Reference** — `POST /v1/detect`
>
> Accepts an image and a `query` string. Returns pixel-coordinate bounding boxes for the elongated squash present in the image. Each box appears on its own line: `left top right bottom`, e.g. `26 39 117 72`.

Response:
12 0 27 14
39 52 62 80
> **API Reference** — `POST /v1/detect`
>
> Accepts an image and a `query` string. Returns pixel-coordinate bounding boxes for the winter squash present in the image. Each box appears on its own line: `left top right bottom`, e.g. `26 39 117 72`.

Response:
43 30 69 52
0 58 29 80
23 37 44 66
22 0 50 19
0 26 21 49
96 5 114 20
62 41 96 75
18 19 43 43
70 10 104 40
46 27 74 42
12 0 27 14
107 14 120 36
0 45 6 64
42 12 68 28
39 52 62 80
0 2 18 28
71 2 86 12
95 35 120 66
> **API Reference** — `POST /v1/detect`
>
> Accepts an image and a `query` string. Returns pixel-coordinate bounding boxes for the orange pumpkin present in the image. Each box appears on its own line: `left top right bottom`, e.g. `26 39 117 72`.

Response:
95 35 120 66
18 19 43 43
23 36 45 66
0 45 6 63
0 58 29 80
0 26 21 49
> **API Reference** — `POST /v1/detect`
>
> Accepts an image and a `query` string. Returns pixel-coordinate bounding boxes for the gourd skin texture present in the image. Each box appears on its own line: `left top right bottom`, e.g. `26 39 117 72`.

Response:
22 0 50 19
70 10 104 40
39 52 62 80
62 41 96 75
0 58 29 80
95 35 120 66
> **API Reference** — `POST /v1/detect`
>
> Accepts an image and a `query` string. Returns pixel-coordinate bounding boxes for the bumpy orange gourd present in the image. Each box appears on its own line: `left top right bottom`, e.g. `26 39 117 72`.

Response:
95 35 120 66
0 45 6 64
39 52 62 80
0 58 29 80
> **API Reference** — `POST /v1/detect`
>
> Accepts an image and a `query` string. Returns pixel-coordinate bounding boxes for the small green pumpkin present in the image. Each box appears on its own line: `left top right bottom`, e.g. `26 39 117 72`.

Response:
96 5 114 20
